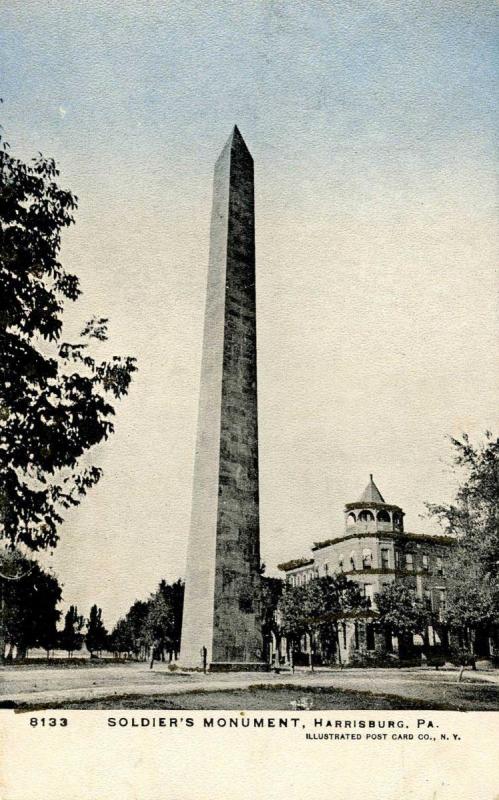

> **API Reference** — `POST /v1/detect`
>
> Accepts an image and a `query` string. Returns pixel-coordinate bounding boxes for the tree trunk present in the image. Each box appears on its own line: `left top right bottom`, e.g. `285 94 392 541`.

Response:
0 589 5 666
335 626 343 668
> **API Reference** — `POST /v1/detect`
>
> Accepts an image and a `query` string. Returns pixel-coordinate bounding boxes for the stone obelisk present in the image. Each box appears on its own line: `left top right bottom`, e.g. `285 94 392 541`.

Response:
180 127 265 670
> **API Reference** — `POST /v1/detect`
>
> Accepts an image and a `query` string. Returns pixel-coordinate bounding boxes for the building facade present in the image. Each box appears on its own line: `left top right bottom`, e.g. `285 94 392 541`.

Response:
277 476 455 665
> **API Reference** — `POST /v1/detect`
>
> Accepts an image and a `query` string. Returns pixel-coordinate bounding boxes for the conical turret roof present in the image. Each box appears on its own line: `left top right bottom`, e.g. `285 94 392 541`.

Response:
358 474 385 504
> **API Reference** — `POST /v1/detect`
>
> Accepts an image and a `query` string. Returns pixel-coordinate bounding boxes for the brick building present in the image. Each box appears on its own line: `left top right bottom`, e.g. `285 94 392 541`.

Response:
276 476 455 665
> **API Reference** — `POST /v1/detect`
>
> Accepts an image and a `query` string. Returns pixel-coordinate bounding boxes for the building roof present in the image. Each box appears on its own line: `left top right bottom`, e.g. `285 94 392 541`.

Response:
277 558 314 573
311 530 456 552
358 474 385 504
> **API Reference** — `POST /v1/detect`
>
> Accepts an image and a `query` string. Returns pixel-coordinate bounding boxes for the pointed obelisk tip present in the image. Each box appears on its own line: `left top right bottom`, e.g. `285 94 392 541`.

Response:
230 124 251 156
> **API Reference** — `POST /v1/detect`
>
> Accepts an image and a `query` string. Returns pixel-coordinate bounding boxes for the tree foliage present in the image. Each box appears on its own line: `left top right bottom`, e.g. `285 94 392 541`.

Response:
0 123 137 551
279 574 367 666
427 433 499 632
109 579 184 660
1 550 62 658
157 578 184 657
85 604 108 656
144 593 175 655
374 583 430 638
59 605 84 657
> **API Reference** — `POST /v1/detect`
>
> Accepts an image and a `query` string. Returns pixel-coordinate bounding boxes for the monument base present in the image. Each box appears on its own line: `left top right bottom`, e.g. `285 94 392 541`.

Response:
209 662 270 673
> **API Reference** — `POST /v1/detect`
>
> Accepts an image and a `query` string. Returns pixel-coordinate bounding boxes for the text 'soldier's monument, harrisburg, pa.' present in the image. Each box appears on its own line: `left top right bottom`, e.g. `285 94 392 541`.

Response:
180 127 266 671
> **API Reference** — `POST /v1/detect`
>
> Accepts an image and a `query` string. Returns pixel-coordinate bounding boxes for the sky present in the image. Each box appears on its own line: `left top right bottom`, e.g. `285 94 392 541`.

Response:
1 0 498 626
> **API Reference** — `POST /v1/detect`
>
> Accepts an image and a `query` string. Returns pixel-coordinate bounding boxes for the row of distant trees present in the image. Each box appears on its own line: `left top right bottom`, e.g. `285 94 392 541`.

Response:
0 558 185 662
276 573 437 668
0 549 109 660
109 579 184 662
0 557 105 660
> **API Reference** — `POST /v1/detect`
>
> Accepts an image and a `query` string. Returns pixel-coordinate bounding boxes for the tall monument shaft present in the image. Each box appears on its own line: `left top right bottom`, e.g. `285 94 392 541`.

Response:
181 127 264 669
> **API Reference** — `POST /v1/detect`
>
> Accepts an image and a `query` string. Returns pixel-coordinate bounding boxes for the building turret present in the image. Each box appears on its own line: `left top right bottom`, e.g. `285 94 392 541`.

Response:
344 475 404 534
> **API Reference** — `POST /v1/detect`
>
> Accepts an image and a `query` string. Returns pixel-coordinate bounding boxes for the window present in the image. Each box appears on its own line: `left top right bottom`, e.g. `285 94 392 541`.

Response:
350 551 356 570
436 557 444 576
359 510 374 523
362 549 372 570
395 551 401 569
346 512 356 527
364 584 374 607
354 622 360 650
377 510 390 523
422 554 429 572
405 553 414 571
438 589 446 610
381 548 390 569
338 555 344 572
324 562 329 576
366 623 375 651
424 589 432 610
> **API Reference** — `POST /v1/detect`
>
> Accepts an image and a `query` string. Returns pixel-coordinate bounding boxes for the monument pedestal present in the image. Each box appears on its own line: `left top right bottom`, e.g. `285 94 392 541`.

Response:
209 662 270 673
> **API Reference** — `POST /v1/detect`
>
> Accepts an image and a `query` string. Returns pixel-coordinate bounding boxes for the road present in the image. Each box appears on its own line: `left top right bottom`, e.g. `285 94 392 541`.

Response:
1 663 498 709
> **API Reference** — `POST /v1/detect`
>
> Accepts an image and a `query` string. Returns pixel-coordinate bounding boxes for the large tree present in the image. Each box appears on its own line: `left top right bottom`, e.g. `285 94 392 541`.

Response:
85 604 108 657
109 618 135 659
144 592 175 667
59 605 84 658
279 574 366 669
1 551 62 659
261 576 284 663
427 433 499 649
374 583 431 657
157 579 184 660
0 122 136 552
